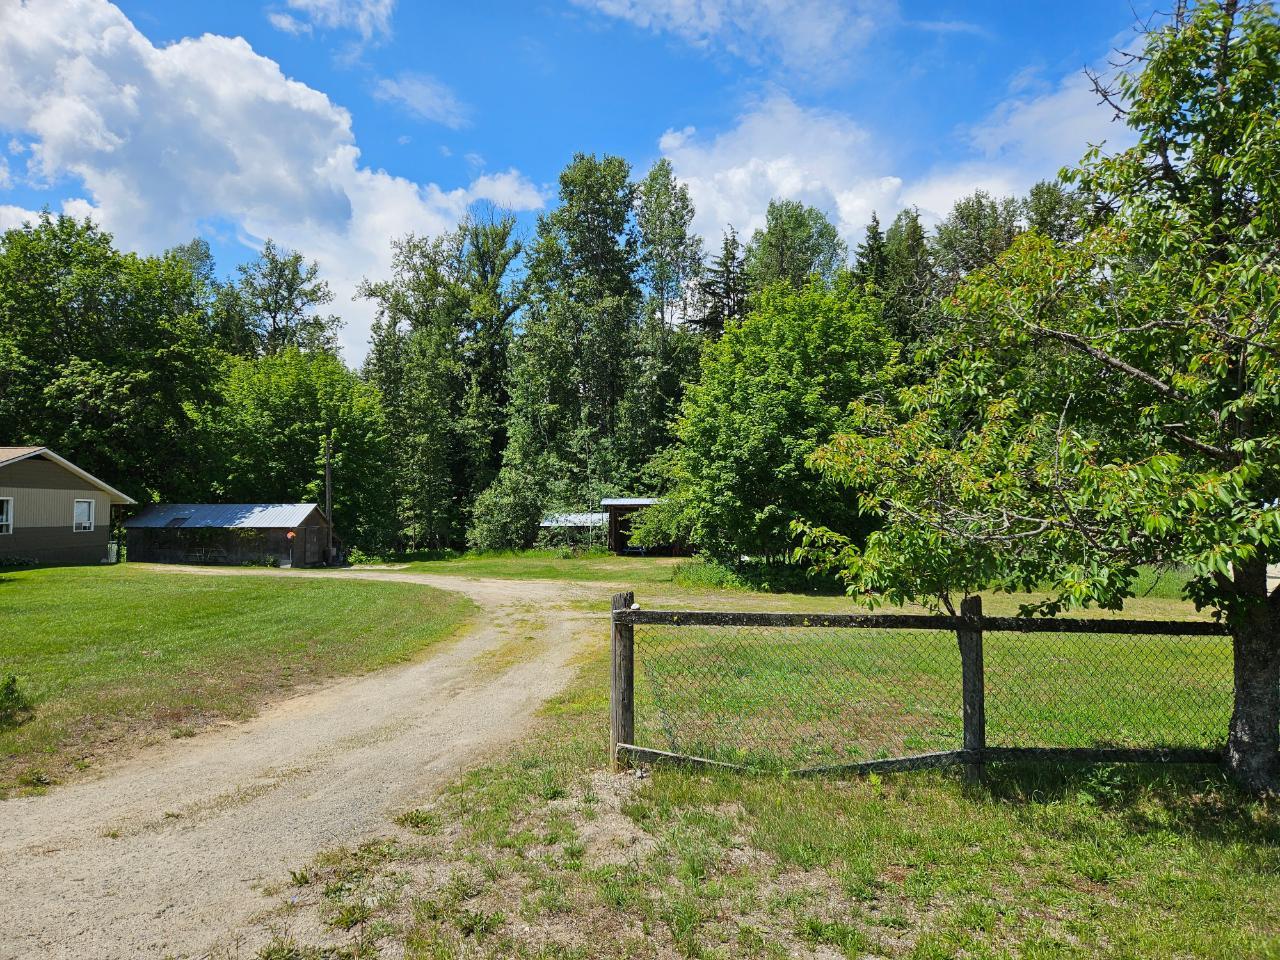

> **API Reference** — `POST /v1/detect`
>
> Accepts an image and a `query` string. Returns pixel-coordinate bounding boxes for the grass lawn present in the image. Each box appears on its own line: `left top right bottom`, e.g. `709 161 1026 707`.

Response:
382 548 690 588
257 584 1276 960
0 565 474 796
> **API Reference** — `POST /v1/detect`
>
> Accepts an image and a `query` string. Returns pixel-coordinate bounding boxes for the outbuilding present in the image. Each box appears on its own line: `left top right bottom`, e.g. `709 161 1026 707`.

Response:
124 503 333 568
600 497 661 554
0 446 136 565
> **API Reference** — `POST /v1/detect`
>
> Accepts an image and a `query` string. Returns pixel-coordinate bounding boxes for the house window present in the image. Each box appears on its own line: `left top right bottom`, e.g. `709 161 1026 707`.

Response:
73 499 95 532
0 498 11 535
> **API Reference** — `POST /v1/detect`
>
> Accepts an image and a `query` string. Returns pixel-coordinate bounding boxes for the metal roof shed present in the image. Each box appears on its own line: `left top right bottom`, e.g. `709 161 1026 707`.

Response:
124 503 332 567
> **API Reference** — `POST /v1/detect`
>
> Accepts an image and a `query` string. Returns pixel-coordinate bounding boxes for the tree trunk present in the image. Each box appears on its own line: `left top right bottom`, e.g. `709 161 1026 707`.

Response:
1227 558 1280 793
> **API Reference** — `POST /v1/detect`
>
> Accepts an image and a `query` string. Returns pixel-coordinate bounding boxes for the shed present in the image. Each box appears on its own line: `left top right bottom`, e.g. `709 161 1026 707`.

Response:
124 503 333 568
539 511 607 531
600 498 660 554
0 446 135 566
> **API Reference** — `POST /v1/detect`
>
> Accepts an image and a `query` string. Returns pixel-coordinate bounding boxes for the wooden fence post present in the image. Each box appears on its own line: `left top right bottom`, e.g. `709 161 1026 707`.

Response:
958 594 986 782
611 591 635 772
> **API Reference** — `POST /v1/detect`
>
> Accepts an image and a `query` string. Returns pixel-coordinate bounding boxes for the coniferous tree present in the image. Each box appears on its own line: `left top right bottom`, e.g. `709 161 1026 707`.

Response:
696 227 747 335
852 211 888 288
882 208 934 343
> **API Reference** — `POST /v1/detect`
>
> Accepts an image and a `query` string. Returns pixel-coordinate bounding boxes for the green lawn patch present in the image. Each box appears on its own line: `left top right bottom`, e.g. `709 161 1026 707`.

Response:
260 587 1275 960
383 548 692 587
0 565 474 796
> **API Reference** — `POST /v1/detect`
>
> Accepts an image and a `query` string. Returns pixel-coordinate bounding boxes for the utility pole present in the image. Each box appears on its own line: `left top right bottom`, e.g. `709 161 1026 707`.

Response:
324 429 334 564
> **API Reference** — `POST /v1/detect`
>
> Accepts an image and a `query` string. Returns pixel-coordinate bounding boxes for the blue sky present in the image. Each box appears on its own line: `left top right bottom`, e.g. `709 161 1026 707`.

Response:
0 0 1146 359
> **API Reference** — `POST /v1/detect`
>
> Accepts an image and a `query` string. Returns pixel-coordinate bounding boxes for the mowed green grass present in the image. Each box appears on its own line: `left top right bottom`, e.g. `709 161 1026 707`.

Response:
0 565 474 796
390 548 687 587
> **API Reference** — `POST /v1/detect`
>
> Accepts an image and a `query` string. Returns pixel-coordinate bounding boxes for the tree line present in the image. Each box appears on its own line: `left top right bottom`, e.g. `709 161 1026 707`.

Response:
0 157 1080 557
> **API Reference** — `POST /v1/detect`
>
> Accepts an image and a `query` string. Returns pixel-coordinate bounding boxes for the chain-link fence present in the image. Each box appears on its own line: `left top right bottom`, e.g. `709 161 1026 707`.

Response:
608 594 1233 774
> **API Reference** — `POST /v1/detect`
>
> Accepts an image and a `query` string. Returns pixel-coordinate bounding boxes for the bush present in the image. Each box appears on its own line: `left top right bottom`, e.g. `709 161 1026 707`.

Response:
467 471 545 551
0 674 32 730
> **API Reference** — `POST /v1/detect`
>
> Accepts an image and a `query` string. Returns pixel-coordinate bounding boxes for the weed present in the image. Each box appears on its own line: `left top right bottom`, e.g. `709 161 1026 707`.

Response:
395 808 439 832
797 916 867 956
455 908 505 939
329 901 374 931
0 674 32 730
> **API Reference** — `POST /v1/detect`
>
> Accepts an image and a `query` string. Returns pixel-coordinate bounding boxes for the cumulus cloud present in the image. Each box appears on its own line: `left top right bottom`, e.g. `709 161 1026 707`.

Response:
373 73 469 128
0 0 543 360
662 69 1129 247
658 95 901 244
572 0 883 72
274 0 395 41
0 205 39 232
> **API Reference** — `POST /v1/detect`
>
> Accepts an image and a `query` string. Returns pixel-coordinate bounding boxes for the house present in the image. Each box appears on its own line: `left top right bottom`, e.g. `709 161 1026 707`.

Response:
600 498 661 554
0 446 136 565
124 503 333 568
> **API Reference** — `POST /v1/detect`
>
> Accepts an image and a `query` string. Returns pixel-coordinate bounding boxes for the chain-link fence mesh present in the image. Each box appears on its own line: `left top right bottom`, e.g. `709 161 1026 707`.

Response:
629 620 1232 770
984 631 1232 751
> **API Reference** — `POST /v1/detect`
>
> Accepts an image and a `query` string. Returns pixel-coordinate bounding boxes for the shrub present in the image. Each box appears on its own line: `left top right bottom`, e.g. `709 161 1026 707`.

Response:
467 470 545 551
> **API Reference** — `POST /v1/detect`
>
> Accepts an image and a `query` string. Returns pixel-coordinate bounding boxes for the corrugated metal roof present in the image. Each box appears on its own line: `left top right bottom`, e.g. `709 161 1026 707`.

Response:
600 498 660 507
540 512 606 528
124 503 322 529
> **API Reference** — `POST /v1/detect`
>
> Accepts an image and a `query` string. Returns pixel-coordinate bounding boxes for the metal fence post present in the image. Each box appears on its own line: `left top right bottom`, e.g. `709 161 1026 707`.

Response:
958 594 986 782
611 591 635 772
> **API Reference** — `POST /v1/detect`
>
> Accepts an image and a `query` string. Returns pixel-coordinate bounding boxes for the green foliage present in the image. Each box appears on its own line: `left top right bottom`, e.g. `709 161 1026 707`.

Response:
467 469 546 552
851 211 887 288
881 207 934 343
634 277 899 564
695 227 747 335
798 0 1280 785
0 213 219 501
197 348 395 550
805 1 1280 619
0 674 32 730
744 198 848 292
360 213 523 549
221 239 343 356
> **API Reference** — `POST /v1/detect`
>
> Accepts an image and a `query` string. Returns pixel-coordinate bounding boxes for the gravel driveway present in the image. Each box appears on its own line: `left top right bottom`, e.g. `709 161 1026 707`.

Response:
0 568 601 959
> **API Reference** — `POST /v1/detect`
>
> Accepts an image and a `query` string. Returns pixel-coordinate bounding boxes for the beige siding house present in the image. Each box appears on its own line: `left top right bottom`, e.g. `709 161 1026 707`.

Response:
0 447 135 566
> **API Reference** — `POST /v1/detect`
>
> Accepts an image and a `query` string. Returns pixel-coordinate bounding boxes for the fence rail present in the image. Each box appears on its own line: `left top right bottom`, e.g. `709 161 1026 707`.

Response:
609 592 1232 777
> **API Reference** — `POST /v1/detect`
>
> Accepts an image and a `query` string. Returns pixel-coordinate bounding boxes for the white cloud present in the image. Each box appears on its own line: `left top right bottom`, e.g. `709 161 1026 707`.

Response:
659 95 902 244
572 0 883 72
275 0 395 41
0 157 10 190
0 205 39 232
0 0 543 361
267 11 311 35
662 69 1128 247
373 73 468 128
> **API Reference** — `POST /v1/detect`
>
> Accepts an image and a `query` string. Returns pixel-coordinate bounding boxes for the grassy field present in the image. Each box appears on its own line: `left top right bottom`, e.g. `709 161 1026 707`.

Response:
0 565 474 796
380 548 692 587
255 569 1276 960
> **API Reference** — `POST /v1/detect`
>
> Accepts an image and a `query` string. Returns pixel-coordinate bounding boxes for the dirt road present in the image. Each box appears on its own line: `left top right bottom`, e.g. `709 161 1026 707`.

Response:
0 568 601 959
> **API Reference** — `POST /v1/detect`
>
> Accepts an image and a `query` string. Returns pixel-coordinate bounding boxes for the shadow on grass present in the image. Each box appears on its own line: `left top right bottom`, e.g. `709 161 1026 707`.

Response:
975 759 1280 844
